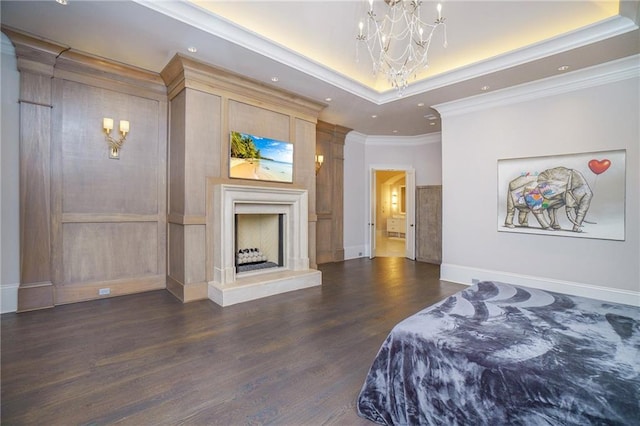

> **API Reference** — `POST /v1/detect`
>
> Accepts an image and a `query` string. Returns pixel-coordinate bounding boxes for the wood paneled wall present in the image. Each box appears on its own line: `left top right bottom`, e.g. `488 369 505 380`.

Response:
4 28 168 311
315 121 350 264
161 54 325 302
5 29 326 309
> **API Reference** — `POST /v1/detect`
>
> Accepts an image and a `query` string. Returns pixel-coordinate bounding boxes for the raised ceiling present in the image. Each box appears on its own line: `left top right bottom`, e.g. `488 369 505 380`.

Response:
1 1 638 136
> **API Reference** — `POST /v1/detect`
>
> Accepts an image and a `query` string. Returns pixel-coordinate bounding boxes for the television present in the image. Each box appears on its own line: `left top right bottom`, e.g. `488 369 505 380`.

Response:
229 131 293 183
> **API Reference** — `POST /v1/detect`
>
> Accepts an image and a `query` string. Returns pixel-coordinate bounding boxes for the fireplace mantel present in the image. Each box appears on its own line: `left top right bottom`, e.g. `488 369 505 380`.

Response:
207 183 321 306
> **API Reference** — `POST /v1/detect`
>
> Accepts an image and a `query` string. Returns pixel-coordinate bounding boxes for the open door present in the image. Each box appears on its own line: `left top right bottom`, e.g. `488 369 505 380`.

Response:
369 168 376 258
405 169 416 260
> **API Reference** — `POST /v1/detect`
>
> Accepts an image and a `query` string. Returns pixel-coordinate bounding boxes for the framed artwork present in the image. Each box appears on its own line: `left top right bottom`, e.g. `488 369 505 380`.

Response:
229 131 293 183
497 150 625 240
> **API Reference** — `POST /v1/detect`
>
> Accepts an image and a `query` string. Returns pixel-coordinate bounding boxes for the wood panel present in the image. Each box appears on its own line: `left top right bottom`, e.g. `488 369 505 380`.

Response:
316 217 334 264
228 100 290 142
62 222 158 284
184 225 206 285
295 118 319 268
60 81 161 215
166 87 220 302
315 121 350 264
416 185 442 264
184 89 220 216
0 258 465 424
168 223 185 285
19 103 52 285
168 90 186 216
18 70 55 311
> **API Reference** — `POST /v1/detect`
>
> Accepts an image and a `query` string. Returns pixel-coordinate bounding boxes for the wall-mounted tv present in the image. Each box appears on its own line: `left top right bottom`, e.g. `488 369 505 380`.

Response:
229 131 293 183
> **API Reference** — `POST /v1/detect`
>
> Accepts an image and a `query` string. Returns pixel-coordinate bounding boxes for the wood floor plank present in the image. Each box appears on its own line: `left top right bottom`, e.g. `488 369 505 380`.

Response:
1 258 465 425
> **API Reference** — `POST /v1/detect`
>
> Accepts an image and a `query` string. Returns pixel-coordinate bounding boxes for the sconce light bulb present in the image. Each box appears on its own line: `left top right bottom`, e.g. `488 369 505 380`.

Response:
103 117 114 133
119 120 130 135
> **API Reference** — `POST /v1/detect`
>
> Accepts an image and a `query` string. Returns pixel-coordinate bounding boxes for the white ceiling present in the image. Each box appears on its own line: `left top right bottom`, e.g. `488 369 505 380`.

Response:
1 0 639 136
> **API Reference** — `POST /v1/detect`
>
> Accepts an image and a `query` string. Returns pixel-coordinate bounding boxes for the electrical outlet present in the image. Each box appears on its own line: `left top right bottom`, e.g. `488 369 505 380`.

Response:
99 288 111 296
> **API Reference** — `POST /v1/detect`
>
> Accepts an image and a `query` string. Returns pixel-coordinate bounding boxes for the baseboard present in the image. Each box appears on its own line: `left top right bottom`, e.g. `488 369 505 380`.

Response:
344 245 366 260
54 275 165 305
441 264 640 307
1 283 19 313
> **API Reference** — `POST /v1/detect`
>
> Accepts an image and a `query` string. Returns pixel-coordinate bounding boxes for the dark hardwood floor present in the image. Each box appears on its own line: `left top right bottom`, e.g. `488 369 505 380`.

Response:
1 258 465 425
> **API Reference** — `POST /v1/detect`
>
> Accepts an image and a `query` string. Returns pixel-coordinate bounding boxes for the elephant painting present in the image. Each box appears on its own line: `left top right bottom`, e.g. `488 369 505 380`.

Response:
504 167 593 232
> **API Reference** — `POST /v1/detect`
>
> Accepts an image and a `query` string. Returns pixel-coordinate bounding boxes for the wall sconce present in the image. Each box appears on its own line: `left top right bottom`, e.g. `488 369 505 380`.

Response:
103 117 130 159
391 193 398 208
315 154 324 175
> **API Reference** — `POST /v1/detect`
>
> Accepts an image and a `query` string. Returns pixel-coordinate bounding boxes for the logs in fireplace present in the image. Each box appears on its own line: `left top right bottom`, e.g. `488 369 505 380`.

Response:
236 248 279 273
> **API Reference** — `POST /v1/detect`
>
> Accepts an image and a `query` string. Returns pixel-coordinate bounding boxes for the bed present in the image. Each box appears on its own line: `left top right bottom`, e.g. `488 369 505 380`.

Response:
357 281 639 425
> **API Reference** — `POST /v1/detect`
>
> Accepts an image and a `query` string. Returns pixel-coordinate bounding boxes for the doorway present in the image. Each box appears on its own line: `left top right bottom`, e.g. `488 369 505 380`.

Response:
369 168 415 259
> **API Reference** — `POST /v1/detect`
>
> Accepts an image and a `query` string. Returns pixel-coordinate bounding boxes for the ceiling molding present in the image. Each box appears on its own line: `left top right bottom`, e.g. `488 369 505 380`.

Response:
434 54 640 118
346 131 368 145
136 1 637 107
378 15 638 103
1 32 16 54
133 0 378 102
365 133 441 147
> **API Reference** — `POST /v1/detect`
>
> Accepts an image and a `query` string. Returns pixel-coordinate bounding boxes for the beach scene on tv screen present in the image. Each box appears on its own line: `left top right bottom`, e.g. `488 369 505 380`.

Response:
230 131 293 183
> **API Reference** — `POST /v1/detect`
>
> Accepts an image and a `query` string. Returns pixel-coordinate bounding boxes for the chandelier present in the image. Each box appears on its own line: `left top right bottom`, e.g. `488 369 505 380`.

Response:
357 0 447 93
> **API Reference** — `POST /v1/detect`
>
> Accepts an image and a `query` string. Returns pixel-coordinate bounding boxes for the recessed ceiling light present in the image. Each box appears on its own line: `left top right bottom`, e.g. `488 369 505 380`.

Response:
188 46 197 53
430 122 436 126
481 85 490 91
325 97 332 102
55 0 68 4
271 77 279 82
417 102 425 107
558 65 570 71
371 114 377 118
424 114 436 120
393 130 398 133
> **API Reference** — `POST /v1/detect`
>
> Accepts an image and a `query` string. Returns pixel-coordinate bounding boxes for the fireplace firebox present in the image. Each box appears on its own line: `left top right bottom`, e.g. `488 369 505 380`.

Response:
235 213 284 273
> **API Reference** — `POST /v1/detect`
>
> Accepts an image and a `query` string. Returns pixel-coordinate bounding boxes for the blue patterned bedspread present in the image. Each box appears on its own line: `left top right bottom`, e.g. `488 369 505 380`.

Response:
357 281 640 425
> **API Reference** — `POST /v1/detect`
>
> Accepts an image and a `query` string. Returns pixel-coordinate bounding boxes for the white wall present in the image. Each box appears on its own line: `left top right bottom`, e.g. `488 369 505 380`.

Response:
1 32 20 313
436 56 639 305
343 132 442 259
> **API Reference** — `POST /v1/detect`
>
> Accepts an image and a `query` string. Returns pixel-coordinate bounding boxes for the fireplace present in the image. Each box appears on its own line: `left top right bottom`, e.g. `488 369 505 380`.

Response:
208 183 321 306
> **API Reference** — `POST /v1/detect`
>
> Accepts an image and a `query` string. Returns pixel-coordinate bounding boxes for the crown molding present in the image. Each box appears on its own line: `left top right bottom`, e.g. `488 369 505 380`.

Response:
133 0 379 102
161 53 326 120
136 2 638 106
384 15 638 103
434 54 640 118
346 131 368 145
365 132 441 147
1 32 16 54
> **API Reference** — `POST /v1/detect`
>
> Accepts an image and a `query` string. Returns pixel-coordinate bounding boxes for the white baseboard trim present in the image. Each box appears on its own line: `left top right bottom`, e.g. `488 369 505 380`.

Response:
441 264 640 307
1 283 19 313
344 245 366 260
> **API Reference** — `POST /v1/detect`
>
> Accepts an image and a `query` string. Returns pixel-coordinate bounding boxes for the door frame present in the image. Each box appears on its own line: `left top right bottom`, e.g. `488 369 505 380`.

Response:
368 165 416 260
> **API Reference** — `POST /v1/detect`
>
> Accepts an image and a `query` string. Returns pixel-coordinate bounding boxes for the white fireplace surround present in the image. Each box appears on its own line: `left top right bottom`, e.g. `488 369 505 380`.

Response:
208 183 321 306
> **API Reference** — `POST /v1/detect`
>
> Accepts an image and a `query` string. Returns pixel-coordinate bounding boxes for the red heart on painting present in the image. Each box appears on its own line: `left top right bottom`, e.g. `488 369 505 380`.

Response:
588 159 611 175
